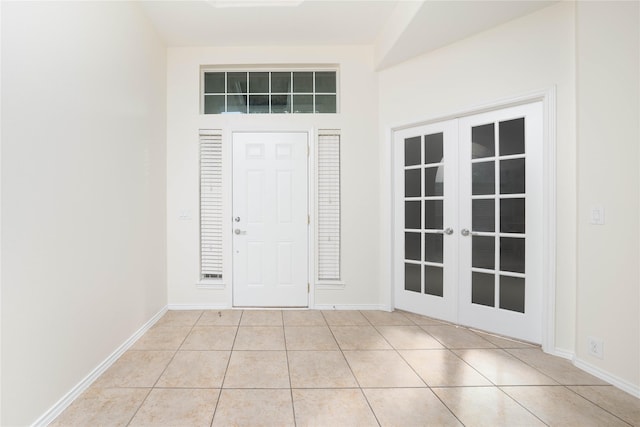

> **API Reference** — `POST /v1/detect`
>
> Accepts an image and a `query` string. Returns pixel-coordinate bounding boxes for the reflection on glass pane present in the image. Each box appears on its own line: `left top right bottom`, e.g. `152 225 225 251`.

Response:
472 199 495 232
204 95 225 114
315 72 336 93
405 201 421 230
405 169 421 197
248 95 269 114
249 72 269 93
472 272 495 307
500 276 525 313
500 118 525 156
404 136 421 167
315 95 336 113
425 133 443 164
425 166 444 196
425 266 443 297
271 95 291 113
227 94 247 113
424 200 443 230
472 236 495 270
424 233 443 263
271 72 291 93
500 198 525 234
405 232 421 261
500 159 525 194
227 72 247 93
293 94 313 113
293 72 313 92
204 72 225 94
500 237 525 273
472 123 495 158
405 263 421 293
472 162 495 195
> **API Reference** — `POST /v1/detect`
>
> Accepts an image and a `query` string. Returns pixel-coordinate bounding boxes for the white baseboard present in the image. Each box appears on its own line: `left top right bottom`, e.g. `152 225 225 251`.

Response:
167 303 230 310
314 304 391 311
31 306 168 427
573 357 640 399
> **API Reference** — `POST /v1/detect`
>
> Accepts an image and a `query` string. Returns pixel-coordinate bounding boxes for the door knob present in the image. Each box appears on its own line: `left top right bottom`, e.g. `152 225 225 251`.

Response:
234 217 241 222
461 228 470 236
234 229 245 235
444 228 454 235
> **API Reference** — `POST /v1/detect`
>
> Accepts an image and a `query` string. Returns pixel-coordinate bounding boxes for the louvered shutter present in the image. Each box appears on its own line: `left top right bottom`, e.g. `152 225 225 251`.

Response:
317 130 341 281
200 130 223 280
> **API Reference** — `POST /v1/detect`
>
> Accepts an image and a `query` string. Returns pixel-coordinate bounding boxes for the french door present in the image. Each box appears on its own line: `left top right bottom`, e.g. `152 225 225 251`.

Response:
232 132 309 307
393 102 543 343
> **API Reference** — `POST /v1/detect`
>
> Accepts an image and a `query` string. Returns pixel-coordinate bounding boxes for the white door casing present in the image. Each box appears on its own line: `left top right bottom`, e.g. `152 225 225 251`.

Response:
232 132 309 307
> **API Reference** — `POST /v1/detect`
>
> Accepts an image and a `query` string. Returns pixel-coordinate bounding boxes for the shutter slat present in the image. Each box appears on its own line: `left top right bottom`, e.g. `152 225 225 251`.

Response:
200 130 223 280
317 131 341 281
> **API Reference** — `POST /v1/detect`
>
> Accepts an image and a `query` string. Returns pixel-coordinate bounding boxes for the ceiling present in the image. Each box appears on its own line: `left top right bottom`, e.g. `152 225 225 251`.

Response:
139 0 556 69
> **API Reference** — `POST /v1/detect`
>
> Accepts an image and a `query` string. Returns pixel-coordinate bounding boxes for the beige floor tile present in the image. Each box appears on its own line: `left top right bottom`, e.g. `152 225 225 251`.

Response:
472 329 537 349
94 351 174 388
376 326 444 349
287 350 358 388
292 389 378 426
283 310 327 326
398 311 452 326
212 389 295 427
343 350 425 387
321 310 370 325
330 325 392 350
454 349 557 386
568 385 640 426
131 326 191 351
364 388 462 427
180 326 237 350
421 325 497 349
233 326 285 350
284 326 338 350
433 386 545 427
399 349 492 387
507 348 608 385
502 386 629 426
154 310 202 327
156 351 230 388
198 310 243 326
361 310 414 325
50 387 149 427
240 310 283 326
223 350 290 388
129 388 219 427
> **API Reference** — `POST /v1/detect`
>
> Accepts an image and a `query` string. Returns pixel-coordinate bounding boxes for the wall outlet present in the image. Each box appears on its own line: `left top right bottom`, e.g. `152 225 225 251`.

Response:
587 336 604 359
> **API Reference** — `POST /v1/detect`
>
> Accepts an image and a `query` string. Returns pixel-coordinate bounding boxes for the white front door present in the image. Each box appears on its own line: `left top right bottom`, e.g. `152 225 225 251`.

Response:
393 102 544 343
232 132 309 307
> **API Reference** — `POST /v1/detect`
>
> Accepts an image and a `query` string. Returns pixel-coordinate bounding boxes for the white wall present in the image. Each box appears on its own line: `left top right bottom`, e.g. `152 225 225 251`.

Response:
1 2 167 425
378 2 577 351
166 46 380 308
575 1 640 393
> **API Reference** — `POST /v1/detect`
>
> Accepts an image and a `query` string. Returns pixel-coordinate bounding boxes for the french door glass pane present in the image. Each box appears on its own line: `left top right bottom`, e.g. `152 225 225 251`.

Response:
248 95 269 114
405 201 421 230
227 72 247 93
204 95 225 114
249 72 269 93
315 95 336 113
472 236 495 270
472 162 495 195
293 72 313 92
271 95 291 113
472 272 495 307
424 166 444 196
500 237 525 273
500 198 525 233
472 199 495 232
499 118 525 156
405 263 421 293
500 159 525 194
227 94 247 113
293 95 313 113
405 169 421 197
425 133 443 164
424 200 443 229
271 72 291 93
405 137 421 166
424 233 443 263
425 266 443 297
405 232 421 261
315 72 336 93
500 276 525 313
472 123 495 158
204 72 225 93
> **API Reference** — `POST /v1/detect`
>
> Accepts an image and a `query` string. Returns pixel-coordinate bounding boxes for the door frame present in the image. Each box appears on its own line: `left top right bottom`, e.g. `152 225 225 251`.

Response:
387 88 557 352
230 129 315 309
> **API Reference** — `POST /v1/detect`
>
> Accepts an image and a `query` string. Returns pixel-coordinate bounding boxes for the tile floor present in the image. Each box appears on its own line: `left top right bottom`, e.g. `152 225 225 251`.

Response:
51 310 640 426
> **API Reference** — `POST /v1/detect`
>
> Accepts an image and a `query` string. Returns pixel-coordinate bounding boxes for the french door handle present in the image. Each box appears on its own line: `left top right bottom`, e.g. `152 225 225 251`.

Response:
444 228 454 235
461 228 471 237
234 229 246 235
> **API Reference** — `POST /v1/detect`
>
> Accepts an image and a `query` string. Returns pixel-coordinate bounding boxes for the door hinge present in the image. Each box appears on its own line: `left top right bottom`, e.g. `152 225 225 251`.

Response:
307 214 310 225
307 145 310 157
308 283 310 293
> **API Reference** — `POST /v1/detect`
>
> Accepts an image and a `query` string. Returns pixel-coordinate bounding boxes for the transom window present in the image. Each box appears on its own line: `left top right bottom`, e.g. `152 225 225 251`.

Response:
202 70 337 114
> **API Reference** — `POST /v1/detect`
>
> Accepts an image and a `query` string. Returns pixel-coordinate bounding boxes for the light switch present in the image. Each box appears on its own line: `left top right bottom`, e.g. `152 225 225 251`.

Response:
590 206 605 225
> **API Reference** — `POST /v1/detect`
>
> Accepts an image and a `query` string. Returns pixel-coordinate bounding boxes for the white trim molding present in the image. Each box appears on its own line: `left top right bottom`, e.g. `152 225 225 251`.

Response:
573 357 640 399
31 306 168 427
167 304 230 310
314 304 391 311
